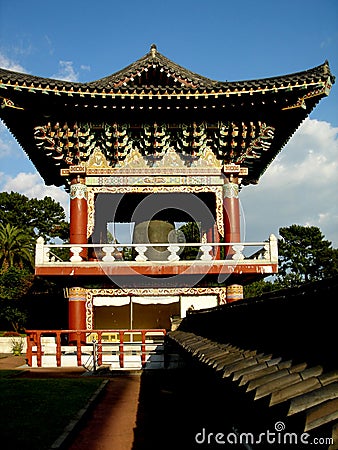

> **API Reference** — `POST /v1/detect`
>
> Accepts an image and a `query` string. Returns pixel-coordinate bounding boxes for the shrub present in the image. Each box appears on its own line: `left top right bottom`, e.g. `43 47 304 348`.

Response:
11 337 24 356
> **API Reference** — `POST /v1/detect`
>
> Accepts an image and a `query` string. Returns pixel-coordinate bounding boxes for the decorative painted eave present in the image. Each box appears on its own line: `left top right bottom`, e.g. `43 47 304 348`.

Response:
0 46 335 188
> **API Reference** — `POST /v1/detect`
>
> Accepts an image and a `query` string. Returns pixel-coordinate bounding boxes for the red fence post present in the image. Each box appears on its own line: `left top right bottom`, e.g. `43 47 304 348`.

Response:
76 332 82 366
119 331 124 368
56 332 61 367
97 331 102 366
36 332 42 367
141 330 147 368
26 332 33 367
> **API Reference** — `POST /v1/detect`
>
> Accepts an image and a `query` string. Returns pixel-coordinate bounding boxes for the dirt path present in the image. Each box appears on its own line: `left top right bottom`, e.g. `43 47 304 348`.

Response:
67 375 141 450
0 354 26 370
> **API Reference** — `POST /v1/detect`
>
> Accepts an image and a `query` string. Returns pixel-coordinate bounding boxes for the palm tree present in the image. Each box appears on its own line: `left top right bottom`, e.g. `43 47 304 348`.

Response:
0 223 34 269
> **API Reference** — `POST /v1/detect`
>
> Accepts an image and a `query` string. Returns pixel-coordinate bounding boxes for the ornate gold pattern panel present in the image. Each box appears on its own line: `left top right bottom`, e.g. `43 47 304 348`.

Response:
70 183 88 200
87 185 224 238
85 296 93 330
34 121 274 169
85 286 227 327
0 97 24 110
236 123 275 164
86 175 224 187
68 286 87 299
281 83 333 111
223 182 239 199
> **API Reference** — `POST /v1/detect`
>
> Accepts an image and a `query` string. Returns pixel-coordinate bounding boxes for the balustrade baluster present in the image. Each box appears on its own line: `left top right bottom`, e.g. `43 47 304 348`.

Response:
167 245 180 261
135 245 148 261
231 244 244 260
44 246 50 263
200 244 213 261
263 242 270 260
70 246 83 262
102 246 116 262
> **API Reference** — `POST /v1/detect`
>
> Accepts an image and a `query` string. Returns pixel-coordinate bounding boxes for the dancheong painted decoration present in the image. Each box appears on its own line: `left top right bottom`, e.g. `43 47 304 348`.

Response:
0 44 334 186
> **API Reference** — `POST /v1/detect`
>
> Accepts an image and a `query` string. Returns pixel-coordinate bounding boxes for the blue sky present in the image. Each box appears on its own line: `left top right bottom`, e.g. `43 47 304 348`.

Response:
0 0 337 245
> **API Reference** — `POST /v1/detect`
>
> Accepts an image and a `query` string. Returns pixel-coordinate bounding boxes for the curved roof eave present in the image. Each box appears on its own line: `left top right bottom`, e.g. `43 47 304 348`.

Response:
0 45 334 93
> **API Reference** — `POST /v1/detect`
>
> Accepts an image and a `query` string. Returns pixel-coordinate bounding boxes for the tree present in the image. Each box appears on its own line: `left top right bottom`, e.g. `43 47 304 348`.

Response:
0 223 34 270
243 279 276 298
0 266 33 300
324 247 338 279
0 191 69 331
244 225 338 296
0 191 69 242
277 225 336 287
0 266 33 332
1 306 27 333
178 221 201 260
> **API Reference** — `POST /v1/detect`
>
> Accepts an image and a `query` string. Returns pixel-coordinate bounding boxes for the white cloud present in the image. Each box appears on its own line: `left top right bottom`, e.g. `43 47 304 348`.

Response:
52 60 79 82
320 36 332 49
0 52 26 72
241 118 338 247
44 34 54 56
1 172 69 218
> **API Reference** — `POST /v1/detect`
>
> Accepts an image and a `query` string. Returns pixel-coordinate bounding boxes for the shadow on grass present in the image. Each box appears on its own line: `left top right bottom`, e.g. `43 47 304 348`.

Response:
0 375 103 450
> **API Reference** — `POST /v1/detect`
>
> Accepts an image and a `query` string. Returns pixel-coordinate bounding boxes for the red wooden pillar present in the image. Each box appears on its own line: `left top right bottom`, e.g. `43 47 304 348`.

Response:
68 287 87 344
206 227 213 243
70 175 88 258
213 224 221 260
207 223 220 259
223 177 241 246
223 176 243 302
68 176 88 342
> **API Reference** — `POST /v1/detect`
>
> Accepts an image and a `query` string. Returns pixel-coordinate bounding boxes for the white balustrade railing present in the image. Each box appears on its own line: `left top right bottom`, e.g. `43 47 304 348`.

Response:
35 235 278 265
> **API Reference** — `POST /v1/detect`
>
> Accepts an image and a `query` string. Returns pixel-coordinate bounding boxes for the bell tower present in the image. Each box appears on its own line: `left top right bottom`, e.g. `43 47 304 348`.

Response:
0 45 333 333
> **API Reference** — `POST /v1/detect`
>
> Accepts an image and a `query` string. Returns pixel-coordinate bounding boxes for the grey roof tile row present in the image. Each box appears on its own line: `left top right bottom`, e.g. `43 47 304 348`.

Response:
0 45 334 95
169 330 338 448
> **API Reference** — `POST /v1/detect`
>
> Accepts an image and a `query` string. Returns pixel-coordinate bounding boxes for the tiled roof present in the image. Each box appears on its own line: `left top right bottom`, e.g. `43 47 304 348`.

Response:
87 45 335 97
169 330 337 446
0 44 333 95
169 277 338 445
0 45 335 187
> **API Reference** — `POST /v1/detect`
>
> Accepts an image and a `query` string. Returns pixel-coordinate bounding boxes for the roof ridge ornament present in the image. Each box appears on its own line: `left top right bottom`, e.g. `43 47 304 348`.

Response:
150 44 157 58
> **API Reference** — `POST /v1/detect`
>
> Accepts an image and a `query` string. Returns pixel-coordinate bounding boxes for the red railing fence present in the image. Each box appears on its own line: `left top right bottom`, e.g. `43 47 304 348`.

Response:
26 329 166 368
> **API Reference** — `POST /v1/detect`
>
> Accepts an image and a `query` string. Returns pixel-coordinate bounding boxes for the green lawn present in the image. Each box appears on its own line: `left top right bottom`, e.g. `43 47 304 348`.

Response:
0 375 104 450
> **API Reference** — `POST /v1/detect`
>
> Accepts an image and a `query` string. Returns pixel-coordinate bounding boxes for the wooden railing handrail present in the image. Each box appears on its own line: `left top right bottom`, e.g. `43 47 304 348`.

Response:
26 328 167 368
